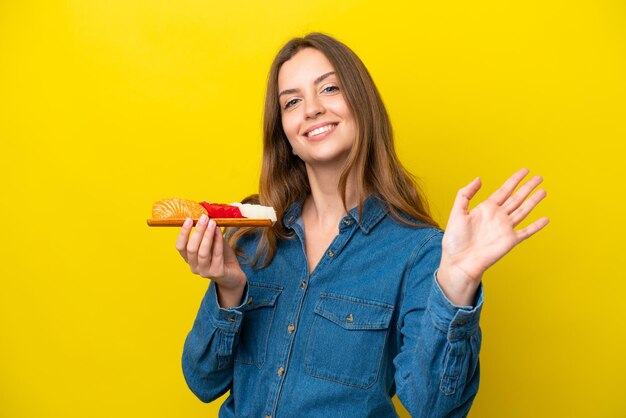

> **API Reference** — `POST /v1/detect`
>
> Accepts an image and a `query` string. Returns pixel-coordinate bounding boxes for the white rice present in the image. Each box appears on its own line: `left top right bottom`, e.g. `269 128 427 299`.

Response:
230 203 277 223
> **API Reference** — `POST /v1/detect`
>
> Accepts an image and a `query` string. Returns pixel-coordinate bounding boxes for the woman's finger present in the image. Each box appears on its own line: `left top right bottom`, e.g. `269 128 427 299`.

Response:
510 188 547 226
502 175 543 215
187 214 209 271
488 168 529 206
175 217 194 261
210 226 225 273
451 177 482 216
197 219 217 269
515 216 550 241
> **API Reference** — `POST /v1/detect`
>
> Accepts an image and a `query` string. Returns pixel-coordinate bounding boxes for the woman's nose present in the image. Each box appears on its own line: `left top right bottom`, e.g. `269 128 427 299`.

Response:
304 96 325 119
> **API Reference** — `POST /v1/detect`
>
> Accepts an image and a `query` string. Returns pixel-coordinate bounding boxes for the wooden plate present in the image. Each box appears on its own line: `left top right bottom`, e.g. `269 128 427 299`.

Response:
147 218 273 227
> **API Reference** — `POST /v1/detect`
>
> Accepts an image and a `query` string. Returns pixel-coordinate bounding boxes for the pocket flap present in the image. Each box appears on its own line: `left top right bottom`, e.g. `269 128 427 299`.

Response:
243 282 282 310
314 293 393 330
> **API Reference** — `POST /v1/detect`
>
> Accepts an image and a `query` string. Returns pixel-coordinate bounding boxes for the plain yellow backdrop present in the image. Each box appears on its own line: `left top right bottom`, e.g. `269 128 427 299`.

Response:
1 0 625 417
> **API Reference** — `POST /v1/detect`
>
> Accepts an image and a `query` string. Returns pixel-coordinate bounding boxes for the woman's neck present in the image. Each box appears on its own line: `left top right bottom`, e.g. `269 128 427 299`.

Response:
302 163 358 230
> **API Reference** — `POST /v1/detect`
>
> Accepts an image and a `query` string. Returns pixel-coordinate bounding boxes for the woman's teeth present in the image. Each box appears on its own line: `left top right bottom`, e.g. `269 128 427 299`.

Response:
306 124 336 137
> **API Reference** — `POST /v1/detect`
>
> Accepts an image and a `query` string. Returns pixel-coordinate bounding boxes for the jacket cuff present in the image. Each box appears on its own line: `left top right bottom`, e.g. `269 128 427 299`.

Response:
204 281 249 333
427 271 483 341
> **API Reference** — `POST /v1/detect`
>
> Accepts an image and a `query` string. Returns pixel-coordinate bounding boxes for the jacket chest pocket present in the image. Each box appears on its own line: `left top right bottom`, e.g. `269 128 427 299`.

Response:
304 293 394 389
234 282 282 367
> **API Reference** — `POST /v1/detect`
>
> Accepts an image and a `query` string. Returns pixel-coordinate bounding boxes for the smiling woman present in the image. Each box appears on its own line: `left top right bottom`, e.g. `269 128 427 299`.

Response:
278 49 357 170
176 33 548 417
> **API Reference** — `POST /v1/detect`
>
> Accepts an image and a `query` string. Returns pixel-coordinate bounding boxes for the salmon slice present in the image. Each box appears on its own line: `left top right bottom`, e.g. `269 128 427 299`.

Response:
152 198 207 219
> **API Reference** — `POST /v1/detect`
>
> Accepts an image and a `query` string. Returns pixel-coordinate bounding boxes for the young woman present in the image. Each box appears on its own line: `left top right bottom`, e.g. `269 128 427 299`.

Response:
177 33 548 417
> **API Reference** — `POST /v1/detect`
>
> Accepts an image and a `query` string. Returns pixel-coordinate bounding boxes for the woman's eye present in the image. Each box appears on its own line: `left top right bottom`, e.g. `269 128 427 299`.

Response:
284 98 299 109
322 85 339 93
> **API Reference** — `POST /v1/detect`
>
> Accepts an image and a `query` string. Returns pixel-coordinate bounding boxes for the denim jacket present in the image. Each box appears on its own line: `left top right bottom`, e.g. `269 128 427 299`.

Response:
182 196 483 418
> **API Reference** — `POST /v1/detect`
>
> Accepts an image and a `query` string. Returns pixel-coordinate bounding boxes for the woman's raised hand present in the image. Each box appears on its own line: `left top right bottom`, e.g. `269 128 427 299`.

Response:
437 168 549 306
176 214 247 307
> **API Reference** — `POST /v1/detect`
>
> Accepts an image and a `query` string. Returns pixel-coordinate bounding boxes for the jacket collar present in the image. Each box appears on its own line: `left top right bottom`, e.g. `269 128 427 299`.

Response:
282 194 389 234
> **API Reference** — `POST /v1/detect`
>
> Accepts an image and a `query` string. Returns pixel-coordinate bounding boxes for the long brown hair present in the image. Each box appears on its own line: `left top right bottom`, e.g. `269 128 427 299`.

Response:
228 33 438 268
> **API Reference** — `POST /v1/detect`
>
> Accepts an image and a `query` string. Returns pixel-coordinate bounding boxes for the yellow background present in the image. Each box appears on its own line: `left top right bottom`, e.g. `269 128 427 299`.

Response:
1 0 625 417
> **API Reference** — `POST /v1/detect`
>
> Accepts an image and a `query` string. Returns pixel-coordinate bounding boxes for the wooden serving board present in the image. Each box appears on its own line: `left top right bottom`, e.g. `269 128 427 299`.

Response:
147 218 273 227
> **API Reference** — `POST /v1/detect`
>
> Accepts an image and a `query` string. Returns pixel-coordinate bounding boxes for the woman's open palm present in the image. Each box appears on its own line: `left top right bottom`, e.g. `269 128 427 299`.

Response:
441 168 549 285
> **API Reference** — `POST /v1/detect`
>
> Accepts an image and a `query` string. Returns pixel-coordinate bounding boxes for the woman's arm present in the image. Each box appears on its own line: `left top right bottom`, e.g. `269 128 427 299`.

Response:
182 281 248 402
176 214 248 401
394 232 482 418
395 169 547 416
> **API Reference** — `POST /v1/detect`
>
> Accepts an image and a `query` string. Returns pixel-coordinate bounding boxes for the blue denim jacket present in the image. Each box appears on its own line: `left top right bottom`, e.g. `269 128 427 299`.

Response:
182 196 483 418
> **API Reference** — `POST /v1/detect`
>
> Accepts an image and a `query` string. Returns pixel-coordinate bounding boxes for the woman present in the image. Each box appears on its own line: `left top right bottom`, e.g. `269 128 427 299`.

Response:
178 33 548 417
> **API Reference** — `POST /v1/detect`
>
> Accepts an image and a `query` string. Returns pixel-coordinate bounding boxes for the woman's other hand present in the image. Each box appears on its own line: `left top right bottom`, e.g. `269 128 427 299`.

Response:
176 214 247 307
438 168 549 306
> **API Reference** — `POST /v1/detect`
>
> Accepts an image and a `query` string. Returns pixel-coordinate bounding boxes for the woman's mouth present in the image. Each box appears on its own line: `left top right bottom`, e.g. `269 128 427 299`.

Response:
305 123 338 139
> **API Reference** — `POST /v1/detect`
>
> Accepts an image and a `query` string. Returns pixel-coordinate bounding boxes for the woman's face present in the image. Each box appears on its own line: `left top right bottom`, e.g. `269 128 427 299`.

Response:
277 48 356 168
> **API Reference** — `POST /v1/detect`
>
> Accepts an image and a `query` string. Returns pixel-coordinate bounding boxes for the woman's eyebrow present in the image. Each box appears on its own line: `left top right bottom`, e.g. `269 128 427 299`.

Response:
314 71 336 85
278 71 336 98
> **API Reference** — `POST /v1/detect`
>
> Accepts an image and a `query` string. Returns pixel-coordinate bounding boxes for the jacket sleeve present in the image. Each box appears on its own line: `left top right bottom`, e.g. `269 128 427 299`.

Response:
181 280 249 403
394 231 483 418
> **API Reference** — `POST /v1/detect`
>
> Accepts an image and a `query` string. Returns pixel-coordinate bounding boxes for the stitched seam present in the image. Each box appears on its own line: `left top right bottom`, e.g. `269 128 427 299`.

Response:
316 310 390 329
319 292 394 310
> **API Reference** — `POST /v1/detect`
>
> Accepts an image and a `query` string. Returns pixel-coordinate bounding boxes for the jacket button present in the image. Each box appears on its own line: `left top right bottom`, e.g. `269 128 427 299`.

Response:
327 249 335 257
277 367 285 377
246 296 253 305
226 316 235 322
300 280 307 290
346 313 354 323
343 219 351 226
287 324 295 333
